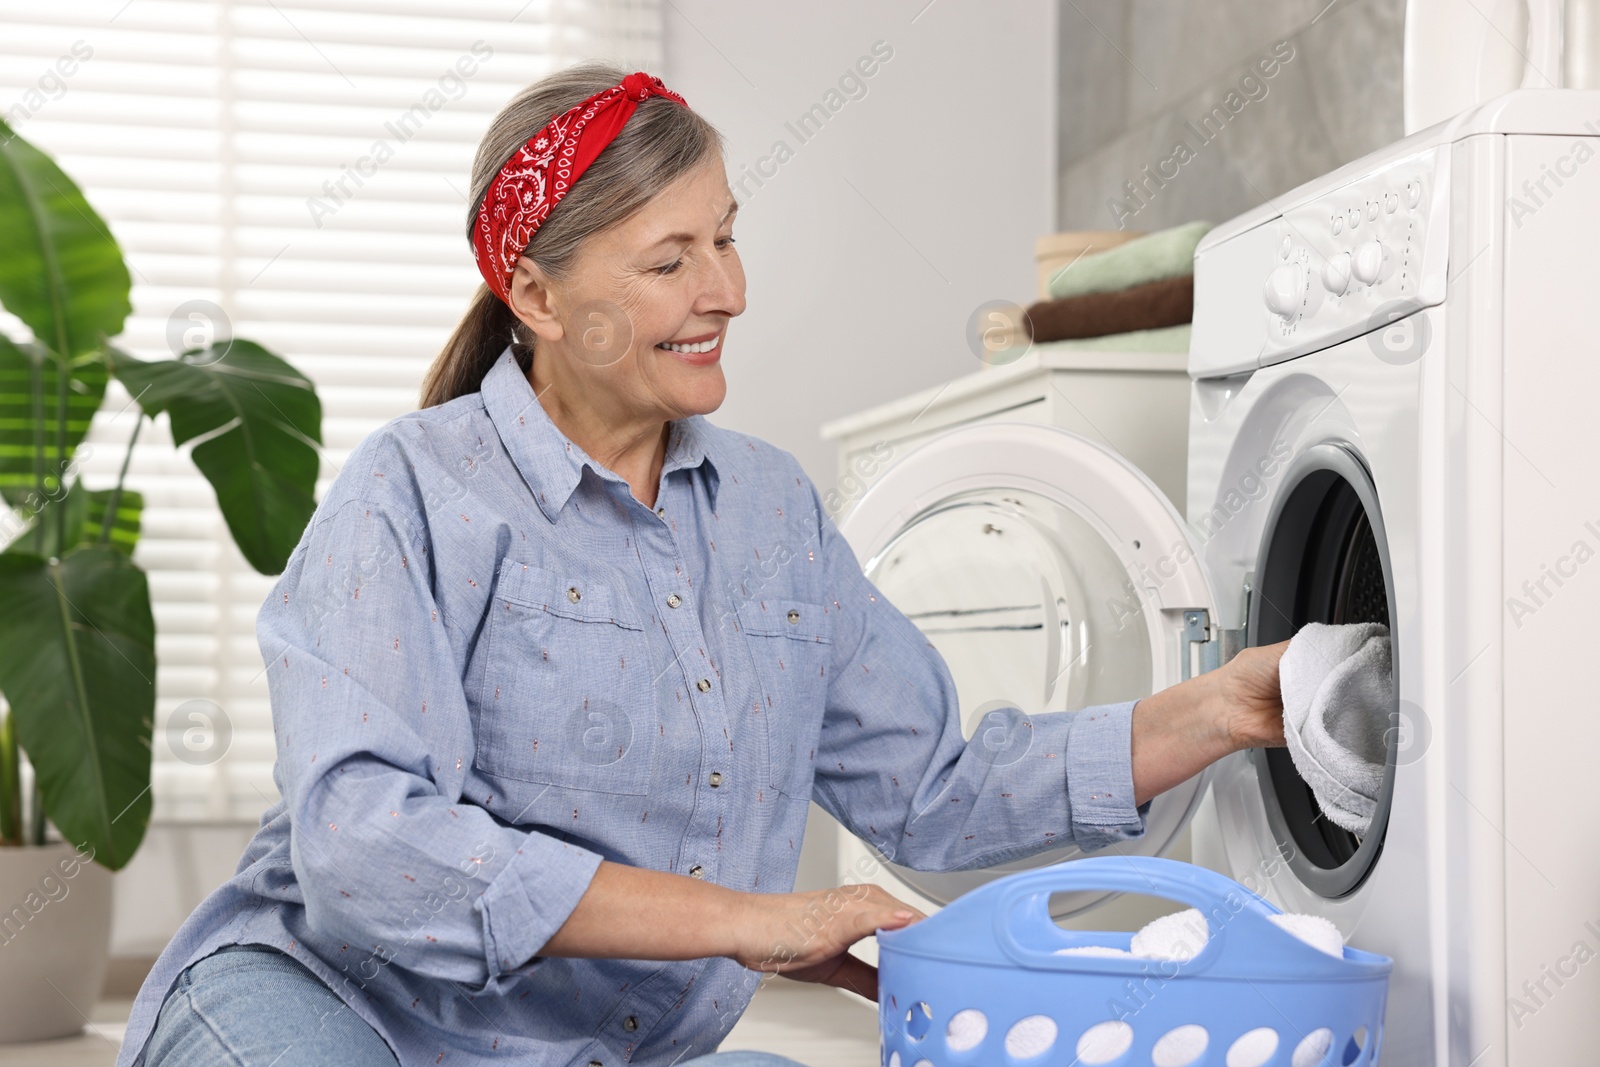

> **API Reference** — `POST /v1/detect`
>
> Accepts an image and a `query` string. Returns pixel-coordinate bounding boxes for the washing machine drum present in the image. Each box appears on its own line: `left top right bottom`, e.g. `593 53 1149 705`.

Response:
838 423 1219 918
1248 444 1400 899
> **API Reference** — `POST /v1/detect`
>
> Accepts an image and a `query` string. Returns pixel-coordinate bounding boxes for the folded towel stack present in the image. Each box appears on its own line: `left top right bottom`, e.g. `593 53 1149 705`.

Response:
1025 221 1212 345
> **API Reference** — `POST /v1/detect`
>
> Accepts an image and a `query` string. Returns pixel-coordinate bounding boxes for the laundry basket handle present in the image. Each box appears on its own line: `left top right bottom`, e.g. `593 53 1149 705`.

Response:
990 855 1319 976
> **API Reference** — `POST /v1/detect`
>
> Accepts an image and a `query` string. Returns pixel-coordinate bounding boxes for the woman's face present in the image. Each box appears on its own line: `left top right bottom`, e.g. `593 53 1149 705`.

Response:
511 156 746 425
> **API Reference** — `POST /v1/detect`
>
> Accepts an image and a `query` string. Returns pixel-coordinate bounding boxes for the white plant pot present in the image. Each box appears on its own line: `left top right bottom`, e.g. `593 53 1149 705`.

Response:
0 842 111 1043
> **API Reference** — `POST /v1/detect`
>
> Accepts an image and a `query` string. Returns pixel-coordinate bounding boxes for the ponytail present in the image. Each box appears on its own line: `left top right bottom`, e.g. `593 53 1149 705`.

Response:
420 284 530 409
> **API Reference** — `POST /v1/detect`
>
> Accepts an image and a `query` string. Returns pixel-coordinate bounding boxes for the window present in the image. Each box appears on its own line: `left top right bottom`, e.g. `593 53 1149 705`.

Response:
0 0 664 822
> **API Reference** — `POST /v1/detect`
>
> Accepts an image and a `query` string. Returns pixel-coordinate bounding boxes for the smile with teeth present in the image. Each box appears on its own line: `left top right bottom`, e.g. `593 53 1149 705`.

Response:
657 336 720 354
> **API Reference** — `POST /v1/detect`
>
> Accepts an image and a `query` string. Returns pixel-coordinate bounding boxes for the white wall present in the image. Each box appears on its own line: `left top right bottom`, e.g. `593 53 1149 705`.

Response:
661 0 1058 486
660 0 1058 892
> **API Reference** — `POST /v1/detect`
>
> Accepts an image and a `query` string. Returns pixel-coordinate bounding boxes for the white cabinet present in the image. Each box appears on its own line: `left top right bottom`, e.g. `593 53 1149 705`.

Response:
821 346 1190 516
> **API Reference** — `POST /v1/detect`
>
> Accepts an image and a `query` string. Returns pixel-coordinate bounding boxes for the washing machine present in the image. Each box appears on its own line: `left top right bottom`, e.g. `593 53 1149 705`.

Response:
831 89 1600 1066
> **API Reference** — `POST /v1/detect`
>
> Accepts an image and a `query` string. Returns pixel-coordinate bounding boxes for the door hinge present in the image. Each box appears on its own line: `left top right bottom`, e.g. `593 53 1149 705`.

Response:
1179 582 1251 682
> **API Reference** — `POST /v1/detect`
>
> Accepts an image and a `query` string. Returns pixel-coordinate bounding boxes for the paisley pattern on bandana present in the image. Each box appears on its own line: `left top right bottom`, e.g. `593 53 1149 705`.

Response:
471 71 689 303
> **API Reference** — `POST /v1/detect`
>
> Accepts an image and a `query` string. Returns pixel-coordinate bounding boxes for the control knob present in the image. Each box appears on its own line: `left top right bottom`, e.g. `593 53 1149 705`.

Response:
1352 240 1387 286
1321 252 1352 296
1263 263 1304 318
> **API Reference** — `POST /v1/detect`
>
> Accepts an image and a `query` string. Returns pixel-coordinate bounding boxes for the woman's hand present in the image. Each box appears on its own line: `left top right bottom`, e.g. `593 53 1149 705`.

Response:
1130 638 1292 806
730 883 924 1001
1218 640 1290 749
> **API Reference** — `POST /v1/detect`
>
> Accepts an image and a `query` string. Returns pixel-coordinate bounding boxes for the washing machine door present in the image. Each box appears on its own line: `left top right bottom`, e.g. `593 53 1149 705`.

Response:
839 422 1219 918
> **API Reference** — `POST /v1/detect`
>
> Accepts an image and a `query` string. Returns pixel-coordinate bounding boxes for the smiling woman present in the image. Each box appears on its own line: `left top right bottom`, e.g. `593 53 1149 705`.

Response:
421 65 733 410
509 157 744 507
116 60 1292 1067
433 66 746 508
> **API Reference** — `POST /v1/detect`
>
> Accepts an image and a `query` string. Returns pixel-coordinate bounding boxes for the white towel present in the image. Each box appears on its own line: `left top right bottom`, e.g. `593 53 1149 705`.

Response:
1278 621 1393 835
1268 912 1344 959
1129 907 1212 961
1086 908 1345 963
1054 907 1346 1067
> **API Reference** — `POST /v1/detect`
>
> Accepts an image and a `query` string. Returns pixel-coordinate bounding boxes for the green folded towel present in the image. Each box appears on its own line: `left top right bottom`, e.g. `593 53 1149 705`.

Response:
1046 221 1213 301
1029 323 1191 353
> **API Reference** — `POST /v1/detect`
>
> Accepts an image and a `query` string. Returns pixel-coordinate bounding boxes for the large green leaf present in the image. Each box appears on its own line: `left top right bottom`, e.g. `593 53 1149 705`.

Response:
2 482 142 558
0 119 131 361
0 547 154 869
84 486 143 555
110 342 319 574
0 333 108 505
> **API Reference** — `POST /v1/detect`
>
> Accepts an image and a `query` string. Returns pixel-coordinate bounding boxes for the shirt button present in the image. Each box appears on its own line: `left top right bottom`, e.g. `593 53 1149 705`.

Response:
708 771 723 788
689 865 705 879
589 1061 602 1067
666 593 682 609
696 677 711 692
786 609 800 624
567 586 582 603
656 506 665 518
623 1016 638 1032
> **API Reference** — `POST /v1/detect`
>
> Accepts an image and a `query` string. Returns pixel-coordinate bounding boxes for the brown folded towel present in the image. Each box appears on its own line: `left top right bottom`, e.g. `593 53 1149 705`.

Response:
1024 273 1193 342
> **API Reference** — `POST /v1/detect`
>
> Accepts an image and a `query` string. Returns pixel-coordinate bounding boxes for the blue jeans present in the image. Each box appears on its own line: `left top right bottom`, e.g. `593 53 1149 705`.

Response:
145 944 806 1066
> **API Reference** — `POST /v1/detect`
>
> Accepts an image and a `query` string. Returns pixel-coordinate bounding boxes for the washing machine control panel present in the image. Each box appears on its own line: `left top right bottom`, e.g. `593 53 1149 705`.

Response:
1259 146 1451 365
1191 145 1453 377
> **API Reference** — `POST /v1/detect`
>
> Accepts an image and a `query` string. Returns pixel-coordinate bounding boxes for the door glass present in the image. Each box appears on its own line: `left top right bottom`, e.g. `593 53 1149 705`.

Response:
861 488 1156 904
865 487 1152 724
1250 460 1396 898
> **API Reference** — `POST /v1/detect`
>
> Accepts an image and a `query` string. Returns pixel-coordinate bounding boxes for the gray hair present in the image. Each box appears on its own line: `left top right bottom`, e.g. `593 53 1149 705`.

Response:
422 61 725 408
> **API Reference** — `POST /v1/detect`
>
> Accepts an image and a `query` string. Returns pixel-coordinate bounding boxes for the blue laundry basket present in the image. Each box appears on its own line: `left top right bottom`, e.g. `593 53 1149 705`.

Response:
876 856 1392 1067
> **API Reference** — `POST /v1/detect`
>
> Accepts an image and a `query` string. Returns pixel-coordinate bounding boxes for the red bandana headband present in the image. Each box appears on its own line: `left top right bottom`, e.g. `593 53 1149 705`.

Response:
472 70 689 305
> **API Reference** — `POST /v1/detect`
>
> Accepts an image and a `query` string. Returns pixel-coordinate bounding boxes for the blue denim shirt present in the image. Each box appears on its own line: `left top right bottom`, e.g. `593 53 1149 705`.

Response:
118 347 1147 1067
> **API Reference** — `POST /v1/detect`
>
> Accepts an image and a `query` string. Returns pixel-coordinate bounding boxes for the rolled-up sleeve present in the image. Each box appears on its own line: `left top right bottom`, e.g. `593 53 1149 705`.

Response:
803 481 1149 866
258 493 601 991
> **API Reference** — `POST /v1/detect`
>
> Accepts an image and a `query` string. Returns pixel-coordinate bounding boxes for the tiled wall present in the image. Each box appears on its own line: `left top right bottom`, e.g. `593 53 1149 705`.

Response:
1057 0 1405 231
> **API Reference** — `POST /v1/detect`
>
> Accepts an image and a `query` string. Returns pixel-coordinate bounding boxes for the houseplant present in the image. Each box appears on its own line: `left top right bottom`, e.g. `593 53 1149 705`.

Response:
0 117 323 1040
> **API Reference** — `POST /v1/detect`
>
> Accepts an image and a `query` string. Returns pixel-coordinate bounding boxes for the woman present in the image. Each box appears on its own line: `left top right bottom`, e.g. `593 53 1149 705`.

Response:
118 63 1288 1067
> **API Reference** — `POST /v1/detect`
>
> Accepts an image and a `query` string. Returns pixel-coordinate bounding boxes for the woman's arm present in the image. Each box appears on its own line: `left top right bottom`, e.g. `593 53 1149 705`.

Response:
801 470 1295 868
260 493 609 991
538 860 922 1000
535 646 1293 1002
533 648 1293 1003
1129 641 1290 806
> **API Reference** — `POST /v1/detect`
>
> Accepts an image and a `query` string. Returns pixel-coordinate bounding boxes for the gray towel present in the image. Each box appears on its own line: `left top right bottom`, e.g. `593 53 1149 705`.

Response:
1279 622 1392 835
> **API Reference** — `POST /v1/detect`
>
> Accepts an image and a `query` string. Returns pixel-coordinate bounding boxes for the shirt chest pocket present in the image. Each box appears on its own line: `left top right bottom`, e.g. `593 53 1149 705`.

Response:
475 560 655 796
736 597 833 799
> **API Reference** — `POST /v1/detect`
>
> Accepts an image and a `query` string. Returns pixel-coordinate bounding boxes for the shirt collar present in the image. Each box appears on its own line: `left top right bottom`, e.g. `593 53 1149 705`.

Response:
481 346 720 523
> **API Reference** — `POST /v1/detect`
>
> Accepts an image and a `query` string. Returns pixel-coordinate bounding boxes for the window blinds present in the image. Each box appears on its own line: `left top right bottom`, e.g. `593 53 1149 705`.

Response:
0 0 663 822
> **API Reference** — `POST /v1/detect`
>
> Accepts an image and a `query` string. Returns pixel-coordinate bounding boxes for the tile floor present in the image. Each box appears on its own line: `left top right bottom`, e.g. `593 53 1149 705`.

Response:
0 982 881 1066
